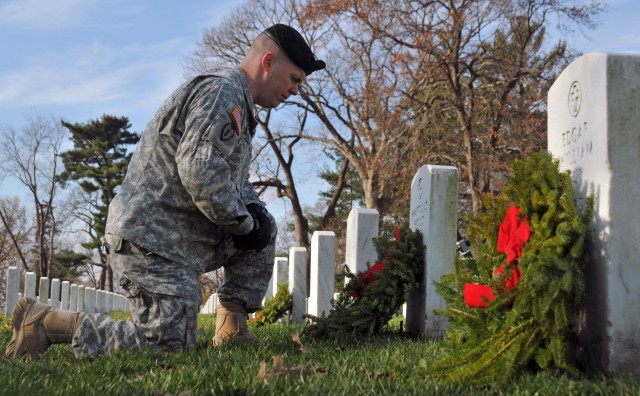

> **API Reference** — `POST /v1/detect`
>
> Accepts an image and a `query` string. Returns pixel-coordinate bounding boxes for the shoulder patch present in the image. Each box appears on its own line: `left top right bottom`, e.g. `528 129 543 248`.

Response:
229 106 242 135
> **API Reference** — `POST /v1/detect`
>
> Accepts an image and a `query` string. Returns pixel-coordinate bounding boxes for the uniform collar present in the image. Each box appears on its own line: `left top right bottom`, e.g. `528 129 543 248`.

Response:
232 66 258 132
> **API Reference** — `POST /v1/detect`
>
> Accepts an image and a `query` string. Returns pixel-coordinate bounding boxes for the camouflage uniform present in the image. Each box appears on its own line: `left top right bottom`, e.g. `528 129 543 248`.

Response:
71 67 276 358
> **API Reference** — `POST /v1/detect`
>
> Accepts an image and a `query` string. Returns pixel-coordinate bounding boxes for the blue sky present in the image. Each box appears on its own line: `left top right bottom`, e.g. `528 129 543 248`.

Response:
1 0 639 214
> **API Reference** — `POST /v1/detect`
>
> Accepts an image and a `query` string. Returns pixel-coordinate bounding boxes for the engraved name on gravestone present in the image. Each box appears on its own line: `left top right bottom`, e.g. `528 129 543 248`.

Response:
548 52 640 377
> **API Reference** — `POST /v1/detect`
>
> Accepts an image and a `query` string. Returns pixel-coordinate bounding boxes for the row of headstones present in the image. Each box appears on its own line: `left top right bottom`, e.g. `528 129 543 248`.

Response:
4 267 129 316
200 285 407 321
201 165 459 334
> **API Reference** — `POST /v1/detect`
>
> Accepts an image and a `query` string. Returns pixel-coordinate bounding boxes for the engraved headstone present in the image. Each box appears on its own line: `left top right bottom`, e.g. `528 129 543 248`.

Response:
548 52 640 377
308 231 336 317
24 272 36 299
345 208 379 279
76 285 85 312
85 287 96 313
272 257 289 297
5 266 19 316
406 165 458 337
69 284 78 312
38 277 49 305
96 290 105 313
50 278 61 309
288 247 308 324
60 281 70 311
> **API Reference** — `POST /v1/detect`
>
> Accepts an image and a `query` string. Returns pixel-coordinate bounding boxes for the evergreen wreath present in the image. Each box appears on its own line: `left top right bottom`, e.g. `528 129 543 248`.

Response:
251 283 293 327
303 224 424 338
428 151 593 387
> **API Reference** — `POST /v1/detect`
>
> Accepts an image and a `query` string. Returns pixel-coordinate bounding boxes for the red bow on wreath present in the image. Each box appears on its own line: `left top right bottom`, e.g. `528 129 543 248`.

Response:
464 205 530 307
350 225 401 298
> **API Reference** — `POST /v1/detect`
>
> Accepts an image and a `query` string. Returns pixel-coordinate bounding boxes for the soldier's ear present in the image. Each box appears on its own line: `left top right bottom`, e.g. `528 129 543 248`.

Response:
261 52 275 74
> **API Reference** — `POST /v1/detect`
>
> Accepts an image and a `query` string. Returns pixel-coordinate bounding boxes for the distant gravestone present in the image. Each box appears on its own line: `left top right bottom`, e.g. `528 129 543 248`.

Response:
273 257 289 297
548 52 640 377
5 266 19 316
69 284 78 312
288 247 308 324
24 272 36 299
406 165 458 338
38 277 49 305
345 208 379 280
263 274 274 305
76 286 85 312
308 231 336 317
50 279 61 309
96 290 105 313
84 287 95 313
60 281 70 311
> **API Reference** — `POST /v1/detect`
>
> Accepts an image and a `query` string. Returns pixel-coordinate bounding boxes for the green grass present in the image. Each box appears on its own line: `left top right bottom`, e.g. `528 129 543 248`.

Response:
0 312 638 395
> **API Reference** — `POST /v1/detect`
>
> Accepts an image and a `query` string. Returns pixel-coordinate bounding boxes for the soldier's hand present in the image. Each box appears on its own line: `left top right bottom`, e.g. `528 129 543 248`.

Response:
232 204 272 252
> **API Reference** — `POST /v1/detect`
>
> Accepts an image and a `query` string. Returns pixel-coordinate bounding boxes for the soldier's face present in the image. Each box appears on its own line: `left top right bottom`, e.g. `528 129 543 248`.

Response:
260 56 305 108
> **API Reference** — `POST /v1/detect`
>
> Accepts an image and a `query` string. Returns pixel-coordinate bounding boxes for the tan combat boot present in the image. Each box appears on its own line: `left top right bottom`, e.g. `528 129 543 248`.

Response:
212 301 258 346
5 297 85 360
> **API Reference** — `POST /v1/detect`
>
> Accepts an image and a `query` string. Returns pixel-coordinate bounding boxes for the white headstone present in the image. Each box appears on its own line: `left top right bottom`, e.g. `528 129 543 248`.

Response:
548 52 640 377
273 257 289 297
106 292 114 312
50 278 61 309
308 231 336 317
406 165 458 338
5 266 20 316
263 275 274 305
60 281 70 311
288 247 308 324
24 272 37 299
345 208 380 280
76 285 85 312
96 290 105 313
38 277 50 305
85 287 96 313
69 284 78 312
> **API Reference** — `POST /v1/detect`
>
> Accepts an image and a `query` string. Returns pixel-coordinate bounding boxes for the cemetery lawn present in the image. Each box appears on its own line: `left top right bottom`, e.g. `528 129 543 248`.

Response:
1 313 638 396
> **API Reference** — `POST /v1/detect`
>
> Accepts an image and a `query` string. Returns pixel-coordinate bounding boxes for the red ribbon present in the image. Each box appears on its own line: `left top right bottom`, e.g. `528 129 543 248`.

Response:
464 205 530 308
350 225 401 298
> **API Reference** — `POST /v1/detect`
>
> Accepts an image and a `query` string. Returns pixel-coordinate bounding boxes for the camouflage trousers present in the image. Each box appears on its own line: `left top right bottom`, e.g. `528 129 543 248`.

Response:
206 214 277 312
71 219 276 358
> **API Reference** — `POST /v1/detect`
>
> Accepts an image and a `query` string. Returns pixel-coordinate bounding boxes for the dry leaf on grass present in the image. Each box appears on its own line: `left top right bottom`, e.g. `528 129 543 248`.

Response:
257 355 321 383
291 332 311 353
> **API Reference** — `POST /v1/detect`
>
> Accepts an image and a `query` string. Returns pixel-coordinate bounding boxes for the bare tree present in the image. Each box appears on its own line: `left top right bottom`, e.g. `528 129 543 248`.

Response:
301 0 605 213
0 196 32 271
0 196 33 308
0 115 67 278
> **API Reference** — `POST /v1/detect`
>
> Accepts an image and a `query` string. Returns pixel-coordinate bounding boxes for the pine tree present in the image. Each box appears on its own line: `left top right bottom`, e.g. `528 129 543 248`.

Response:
59 114 140 291
428 151 593 387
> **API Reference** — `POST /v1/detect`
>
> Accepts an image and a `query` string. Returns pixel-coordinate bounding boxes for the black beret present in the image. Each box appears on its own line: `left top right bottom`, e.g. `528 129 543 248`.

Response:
263 24 326 76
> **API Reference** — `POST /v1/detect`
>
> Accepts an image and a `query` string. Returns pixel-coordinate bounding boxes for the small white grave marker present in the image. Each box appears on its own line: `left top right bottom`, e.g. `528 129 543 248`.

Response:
406 165 458 338
345 208 379 279
308 231 336 317
288 247 308 324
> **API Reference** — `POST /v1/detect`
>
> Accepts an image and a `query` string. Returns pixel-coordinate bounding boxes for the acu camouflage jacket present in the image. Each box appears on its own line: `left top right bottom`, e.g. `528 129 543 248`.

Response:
105 67 262 272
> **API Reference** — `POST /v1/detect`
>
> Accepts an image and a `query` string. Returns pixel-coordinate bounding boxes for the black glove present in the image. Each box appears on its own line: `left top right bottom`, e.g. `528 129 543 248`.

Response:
232 204 272 252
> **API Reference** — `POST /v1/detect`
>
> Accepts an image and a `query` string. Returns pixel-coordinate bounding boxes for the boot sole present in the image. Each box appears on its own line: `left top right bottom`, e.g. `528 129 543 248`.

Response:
5 298 39 359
